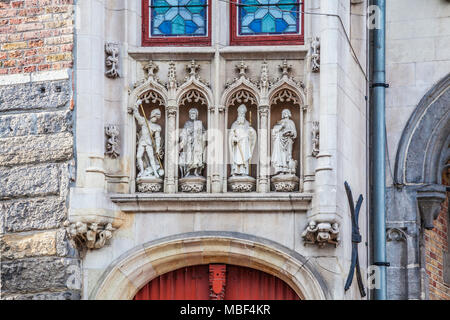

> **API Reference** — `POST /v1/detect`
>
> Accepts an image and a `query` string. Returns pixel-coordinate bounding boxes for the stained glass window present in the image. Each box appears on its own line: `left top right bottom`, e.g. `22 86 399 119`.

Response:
238 0 300 35
150 0 208 37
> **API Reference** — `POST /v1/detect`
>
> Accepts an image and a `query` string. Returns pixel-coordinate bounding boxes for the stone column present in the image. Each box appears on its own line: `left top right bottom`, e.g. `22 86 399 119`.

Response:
309 0 340 224
165 105 177 193
258 105 270 193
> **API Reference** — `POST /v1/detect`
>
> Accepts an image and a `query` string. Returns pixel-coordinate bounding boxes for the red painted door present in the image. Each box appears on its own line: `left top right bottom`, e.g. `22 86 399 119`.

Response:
134 264 300 300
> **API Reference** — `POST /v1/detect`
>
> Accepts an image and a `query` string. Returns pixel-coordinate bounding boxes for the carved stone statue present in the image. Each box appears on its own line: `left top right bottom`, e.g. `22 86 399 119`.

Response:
178 108 207 193
179 108 206 177
271 109 297 175
302 221 340 248
229 104 257 176
271 109 299 192
228 104 257 192
130 99 164 192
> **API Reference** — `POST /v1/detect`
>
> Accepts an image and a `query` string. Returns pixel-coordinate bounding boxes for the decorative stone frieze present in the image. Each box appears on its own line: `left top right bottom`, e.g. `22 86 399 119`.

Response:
271 174 299 192
302 221 340 247
104 125 120 159
64 221 115 256
105 42 119 79
311 37 320 73
136 177 163 193
228 175 256 192
312 121 320 157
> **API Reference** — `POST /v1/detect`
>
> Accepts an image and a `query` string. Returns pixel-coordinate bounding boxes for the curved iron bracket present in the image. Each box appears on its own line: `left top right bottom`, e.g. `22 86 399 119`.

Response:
344 181 367 297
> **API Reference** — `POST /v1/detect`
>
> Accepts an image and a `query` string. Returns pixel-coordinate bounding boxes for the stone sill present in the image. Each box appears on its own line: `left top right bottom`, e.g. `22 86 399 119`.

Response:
110 192 313 213
128 45 308 60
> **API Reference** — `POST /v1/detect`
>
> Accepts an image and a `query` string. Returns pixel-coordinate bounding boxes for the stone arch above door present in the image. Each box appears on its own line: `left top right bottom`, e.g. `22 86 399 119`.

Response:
90 231 330 300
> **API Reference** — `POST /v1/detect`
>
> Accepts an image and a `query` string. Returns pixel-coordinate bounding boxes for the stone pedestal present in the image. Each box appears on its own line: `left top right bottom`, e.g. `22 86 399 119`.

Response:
137 177 163 193
179 176 206 193
228 175 256 192
271 174 299 192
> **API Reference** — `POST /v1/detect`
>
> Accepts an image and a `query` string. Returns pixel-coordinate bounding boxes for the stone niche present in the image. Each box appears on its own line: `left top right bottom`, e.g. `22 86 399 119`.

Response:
177 90 209 193
226 98 259 192
269 96 302 192
133 91 166 193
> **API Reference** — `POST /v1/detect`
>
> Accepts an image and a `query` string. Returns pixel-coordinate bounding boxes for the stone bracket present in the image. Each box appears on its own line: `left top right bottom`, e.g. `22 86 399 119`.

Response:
64 221 116 257
416 184 447 230
301 221 340 248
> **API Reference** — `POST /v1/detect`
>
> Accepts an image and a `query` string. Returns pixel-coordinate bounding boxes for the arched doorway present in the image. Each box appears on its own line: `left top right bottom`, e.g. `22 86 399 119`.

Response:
134 264 300 300
91 232 330 300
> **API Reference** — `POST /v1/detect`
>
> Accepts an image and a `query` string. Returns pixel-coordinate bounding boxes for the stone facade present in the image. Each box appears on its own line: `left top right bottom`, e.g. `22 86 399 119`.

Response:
384 0 450 300
0 0 448 301
0 0 79 300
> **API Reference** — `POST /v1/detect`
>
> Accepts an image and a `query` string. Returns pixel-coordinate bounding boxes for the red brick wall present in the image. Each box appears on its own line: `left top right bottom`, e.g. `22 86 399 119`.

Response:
0 0 73 75
425 194 450 300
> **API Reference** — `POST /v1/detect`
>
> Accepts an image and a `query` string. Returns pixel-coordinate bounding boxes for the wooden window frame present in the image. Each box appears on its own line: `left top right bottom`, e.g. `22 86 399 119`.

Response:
230 0 304 46
142 0 212 47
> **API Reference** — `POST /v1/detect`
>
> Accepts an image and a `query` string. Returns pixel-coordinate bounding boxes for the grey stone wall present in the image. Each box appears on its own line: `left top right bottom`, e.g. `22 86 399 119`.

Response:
0 79 81 300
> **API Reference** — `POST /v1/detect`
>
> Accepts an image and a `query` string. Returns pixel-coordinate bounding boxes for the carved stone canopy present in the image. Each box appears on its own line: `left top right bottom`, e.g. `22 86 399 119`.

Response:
416 184 447 230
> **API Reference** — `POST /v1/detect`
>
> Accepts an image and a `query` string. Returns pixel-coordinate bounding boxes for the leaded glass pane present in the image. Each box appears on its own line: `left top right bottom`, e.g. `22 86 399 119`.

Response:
239 0 300 35
150 0 207 36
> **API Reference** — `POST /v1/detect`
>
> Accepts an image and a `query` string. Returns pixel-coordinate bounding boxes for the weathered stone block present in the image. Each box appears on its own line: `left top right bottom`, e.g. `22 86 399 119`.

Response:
0 132 73 166
2 197 66 232
0 80 71 112
0 257 81 294
0 164 60 200
0 110 72 139
2 291 81 300
0 231 57 260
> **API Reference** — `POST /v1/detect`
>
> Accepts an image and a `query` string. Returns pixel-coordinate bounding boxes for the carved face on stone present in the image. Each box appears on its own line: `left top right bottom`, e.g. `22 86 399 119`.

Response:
237 105 247 125
150 109 161 122
189 108 199 121
282 109 291 119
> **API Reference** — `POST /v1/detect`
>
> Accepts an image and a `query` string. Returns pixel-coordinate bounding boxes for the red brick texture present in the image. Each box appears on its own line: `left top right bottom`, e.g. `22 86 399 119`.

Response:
0 0 74 75
425 193 450 300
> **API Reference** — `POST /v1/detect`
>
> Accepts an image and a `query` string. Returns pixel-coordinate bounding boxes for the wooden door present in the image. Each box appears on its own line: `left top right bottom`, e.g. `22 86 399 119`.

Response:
134 264 300 300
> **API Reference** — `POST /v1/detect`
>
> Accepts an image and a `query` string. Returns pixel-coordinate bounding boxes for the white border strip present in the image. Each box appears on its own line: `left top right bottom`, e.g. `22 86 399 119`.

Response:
0 69 70 86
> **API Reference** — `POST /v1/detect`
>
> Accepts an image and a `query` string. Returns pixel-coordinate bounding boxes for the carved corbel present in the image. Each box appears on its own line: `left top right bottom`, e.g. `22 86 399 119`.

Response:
105 124 120 159
302 221 340 248
64 221 116 257
105 42 119 78
416 184 447 230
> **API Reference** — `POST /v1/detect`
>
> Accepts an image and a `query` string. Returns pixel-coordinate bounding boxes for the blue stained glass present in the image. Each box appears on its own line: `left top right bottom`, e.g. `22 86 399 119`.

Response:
150 0 207 36
239 0 300 35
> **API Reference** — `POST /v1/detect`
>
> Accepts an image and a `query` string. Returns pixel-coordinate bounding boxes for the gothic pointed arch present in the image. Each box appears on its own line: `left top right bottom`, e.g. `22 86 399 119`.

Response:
128 75 168 110
220 63 260 109
394 73 450 185
177 78 213 108
268 76 306 108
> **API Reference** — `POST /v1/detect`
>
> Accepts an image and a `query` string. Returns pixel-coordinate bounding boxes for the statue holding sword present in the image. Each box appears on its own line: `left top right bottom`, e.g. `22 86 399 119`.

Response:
130 99 164 179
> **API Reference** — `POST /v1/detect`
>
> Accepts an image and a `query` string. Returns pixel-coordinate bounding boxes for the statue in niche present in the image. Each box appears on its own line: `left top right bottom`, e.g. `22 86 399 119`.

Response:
271 109 297 175
179 108 206 178
229 104 257 176
130 99 165 192
270 109 299 192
